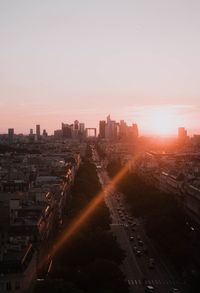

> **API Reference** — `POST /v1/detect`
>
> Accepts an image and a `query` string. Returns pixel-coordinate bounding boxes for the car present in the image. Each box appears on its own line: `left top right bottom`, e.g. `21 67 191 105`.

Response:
145 285 155 292
170 288 180 293
130 236 134 241
133 246 137 252
138 240 144 246
136 250 142 256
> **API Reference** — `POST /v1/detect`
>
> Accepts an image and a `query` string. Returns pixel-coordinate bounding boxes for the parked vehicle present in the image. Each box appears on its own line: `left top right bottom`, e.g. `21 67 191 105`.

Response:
145 285 155 292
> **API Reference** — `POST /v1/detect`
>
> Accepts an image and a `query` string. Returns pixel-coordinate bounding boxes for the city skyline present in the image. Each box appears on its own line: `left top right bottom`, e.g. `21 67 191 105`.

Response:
1 0 200 135
0 112 194 138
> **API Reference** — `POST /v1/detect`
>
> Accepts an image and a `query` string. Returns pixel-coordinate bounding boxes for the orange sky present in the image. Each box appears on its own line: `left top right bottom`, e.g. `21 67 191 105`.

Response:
0 1 200 135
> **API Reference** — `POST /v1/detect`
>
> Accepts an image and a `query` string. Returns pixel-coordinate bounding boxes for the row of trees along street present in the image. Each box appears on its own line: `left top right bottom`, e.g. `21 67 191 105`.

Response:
35 146 128 293
107 159 200 293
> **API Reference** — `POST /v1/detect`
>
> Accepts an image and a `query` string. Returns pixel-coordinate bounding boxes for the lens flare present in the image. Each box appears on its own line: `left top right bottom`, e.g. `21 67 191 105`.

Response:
38 155 139 272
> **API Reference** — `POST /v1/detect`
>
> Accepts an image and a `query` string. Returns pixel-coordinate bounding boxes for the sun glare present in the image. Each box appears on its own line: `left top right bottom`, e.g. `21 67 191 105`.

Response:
146 106 181 137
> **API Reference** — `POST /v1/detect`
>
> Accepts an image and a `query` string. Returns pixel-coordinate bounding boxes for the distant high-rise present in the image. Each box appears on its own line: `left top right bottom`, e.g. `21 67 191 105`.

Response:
36 124 41 140
99 120 106 138
54 129 62 139
101 115 139 142
29 129 34 142
178 127 187 142
43 129 48 137
105 115 114 140
105 115 118 140
62 123 72 138
8 128 14 144
107 115 111 124
131 123 139 138
110 120 118 140
74 120 79 130
79 123 85 134
119 120 128 138
72 120 79 138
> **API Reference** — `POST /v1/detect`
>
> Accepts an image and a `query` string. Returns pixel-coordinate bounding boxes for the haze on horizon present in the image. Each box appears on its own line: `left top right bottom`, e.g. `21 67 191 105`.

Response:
0 0 200 136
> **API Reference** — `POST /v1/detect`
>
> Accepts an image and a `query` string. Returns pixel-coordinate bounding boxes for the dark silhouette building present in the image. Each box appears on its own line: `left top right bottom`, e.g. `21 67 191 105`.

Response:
36 124 41 141
62 123 72 138
8 128 14 144
99 120 106 138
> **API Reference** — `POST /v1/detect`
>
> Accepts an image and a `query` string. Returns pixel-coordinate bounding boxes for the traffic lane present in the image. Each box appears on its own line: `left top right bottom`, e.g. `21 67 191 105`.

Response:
108 206 148 277
97 167 187 293
114 200 188 293
132 221 180 284
122 229 186 293
111 225 144 293
114 195 182 281
100 180 182 292
105 192 146 292
98 170 187 293
108 192 172 276
123 213 180 286
107 197 182 290
95 161 143 291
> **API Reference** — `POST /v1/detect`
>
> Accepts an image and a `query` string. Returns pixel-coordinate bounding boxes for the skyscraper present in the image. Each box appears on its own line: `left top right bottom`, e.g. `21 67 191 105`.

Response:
74 120 79 130
105 115 112 140
8 128 14 144
131 123 139 138
62 123 72 138
29 128 34 142
99 120 106 138
119 120 128 139
105 115 118 140
43 129 48 137
36 124 41 140
73 120 79 138
79 123 85 134
178 127 187 143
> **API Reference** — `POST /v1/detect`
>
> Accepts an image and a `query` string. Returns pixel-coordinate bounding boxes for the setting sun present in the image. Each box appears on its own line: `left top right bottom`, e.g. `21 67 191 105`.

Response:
139 106 184 137
151 108 177 136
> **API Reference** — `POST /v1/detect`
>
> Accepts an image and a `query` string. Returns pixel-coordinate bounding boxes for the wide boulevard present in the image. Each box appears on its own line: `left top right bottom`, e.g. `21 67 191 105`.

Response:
92 146 188 293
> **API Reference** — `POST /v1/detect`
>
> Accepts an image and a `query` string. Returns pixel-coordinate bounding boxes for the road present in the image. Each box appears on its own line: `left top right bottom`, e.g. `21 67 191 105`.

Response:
91 146 188 293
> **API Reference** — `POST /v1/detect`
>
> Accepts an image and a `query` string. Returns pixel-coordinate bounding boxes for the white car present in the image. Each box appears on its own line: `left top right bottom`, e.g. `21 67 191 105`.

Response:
145 285 155 292
171 289 180 293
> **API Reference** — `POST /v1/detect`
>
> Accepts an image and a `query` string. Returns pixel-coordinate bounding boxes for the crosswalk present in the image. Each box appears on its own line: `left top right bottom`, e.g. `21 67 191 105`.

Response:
127 279 182 286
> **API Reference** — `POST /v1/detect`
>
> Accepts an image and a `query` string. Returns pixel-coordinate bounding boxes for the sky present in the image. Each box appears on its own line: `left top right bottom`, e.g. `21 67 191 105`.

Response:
0 0 200 135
